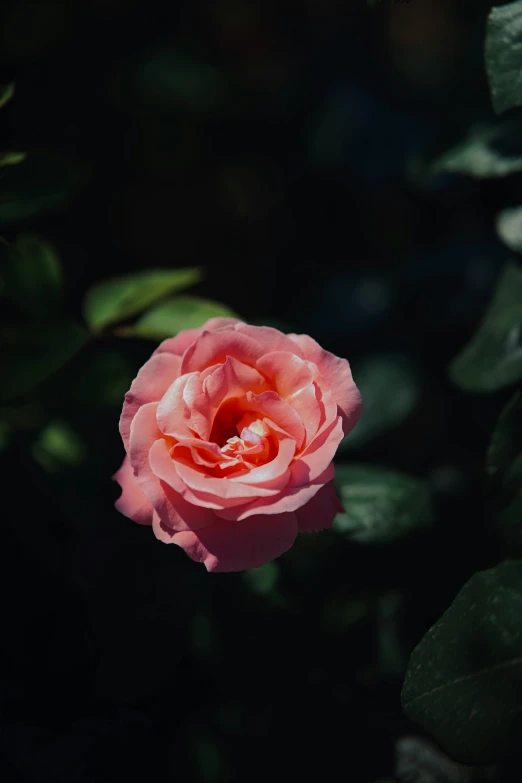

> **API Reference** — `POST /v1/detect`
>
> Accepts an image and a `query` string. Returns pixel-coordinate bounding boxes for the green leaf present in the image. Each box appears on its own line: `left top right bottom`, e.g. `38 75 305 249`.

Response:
84 268 202 333
402 560 522 764
449 263 522 392
340 356 420 450
32 420 85 473
242 562 280 596
0 322 88 403
0 82 15 109
3 234 62 318
0 152 89 224
431 119 522 178
333 464 433 544
496 205 522 253
486 1 522 115
131 295 238 340
0 151 27 167
487 391 522 500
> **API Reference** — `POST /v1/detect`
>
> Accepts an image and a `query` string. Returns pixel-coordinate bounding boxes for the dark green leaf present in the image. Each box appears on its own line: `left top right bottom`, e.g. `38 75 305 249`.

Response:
0 82 14 109
402 560 522 764
333 464 433 544
0 152 89 224
32 420 85 473
487 391 522 500
449 264 522 392
431 120 522 178
340 356 420 450
242 563 280 596
394 736 495 783
84 268 202 332
3 234 62 318
0 322 88 402
486 1 522 115
131 295 238 340
0 151 26 167
496 206 522 253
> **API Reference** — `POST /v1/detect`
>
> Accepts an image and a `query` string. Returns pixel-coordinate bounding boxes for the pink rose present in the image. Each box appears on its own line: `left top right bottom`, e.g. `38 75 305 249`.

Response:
113 318 362 572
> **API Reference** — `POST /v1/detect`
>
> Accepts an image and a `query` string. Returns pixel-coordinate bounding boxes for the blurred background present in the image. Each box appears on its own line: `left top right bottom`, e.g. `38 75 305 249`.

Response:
0 0 515 780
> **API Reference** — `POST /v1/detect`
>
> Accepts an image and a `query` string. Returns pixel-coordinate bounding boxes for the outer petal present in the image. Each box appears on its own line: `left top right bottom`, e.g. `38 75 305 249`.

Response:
294 480 343 533
171 512 298 572
181 330 264 374
113 456 153 525
128 411 214 532
154 318 242 358
288 334 363 436
128 401 163 486
235 324 306 355
120 352 181 449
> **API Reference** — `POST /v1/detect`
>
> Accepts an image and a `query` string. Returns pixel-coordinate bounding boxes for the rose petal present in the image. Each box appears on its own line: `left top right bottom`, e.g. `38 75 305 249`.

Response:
113 456 154 525
175 458 282 501
192 357 269 439
239 391 305 449
128 419 214 531
156 372 206 440
215 464 334 521
153 318 242 358
181 330 264 374
171 512 298 572
128 401 163 485
235 324 305 355
294 480 343 533
120 353 181 449
148 438 249 510
228 425 294 486
289 416 344 486
256 351 313 398
288 334 363 435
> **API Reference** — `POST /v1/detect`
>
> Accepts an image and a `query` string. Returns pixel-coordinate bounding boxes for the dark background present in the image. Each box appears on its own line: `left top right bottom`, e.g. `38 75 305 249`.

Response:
0 0 514 780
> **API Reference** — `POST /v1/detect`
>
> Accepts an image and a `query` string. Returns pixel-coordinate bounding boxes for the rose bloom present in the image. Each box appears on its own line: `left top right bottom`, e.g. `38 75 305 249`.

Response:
114 318 362 572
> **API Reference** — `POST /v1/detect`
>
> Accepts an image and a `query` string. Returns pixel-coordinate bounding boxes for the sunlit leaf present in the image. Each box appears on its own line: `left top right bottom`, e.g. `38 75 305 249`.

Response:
340 356 420 450
431 120 522 178
496 205 522 253
333 464 433 544
0 82 15 109
84 268 202 332
0 151 27 167
3 234 62 318
402 560 522 764
131 295 238 340
450 263 522 391
0 322 88 402
486 0 522 115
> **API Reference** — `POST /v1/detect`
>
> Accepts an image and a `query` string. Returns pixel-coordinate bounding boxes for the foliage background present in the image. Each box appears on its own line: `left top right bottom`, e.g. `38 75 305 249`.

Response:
0 0 518 780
